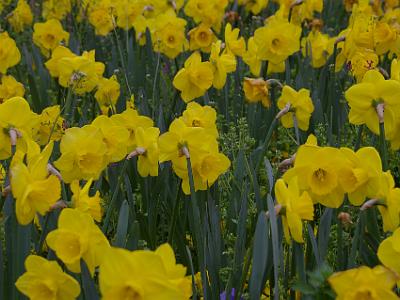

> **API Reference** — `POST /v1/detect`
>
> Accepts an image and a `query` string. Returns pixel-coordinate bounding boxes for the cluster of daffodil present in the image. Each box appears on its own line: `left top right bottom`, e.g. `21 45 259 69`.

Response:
16 209 192 299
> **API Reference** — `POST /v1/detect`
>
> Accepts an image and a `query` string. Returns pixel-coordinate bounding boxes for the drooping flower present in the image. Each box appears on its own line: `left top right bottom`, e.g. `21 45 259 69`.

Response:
10 141 61 225
275 177 314 243
15 255 80 300
277 85 314 131
46 208 110 275
94 75 120 115
71 179 103 222
0 75 25 103
0 32 21 74
209 40 237 89
243 78 271 108
7 0 33 33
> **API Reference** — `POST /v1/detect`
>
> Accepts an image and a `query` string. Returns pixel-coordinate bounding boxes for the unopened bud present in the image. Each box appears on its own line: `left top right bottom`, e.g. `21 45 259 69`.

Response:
338 212 353 225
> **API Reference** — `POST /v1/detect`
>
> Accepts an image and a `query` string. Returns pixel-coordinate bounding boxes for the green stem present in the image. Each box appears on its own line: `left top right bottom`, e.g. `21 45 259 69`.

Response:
102 160 129 233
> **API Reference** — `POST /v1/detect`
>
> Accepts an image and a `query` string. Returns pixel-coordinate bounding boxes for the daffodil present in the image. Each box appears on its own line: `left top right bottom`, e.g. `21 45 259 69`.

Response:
7 0 33 33
10 141 61 225
129 126 160 177
253 17 301 67
189 23 217 52
243 37 263 76
110 108 154 152
46 208 110 275
15 255 80 300
283 144 347 208
345 69 400 137
95 75 120 115
32 19 70 56
224 23 246 57
0 32 21 74
209 40 237 89
378 227 400 278
0 75 25 103
99 243 192 299
339 147 383 206
243 78 271 108
173 52 214 103
180 102 219 137
277 85 314 131
275 177 314 243
0 97 38 160
34 105 65 146
92 115 130 163
328 265 399 300
71 179 103 222
301 30 334 68
54 125 108 183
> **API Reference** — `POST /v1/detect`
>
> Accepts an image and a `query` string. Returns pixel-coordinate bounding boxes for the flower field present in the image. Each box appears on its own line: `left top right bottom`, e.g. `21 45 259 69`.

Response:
1 0 400 299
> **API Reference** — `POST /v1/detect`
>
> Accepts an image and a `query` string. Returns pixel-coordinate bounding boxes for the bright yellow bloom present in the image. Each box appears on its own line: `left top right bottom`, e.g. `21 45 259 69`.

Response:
88 0 115 36
45 46 76 78
180 102 219 137
15 255 80 300
209 40 236 89
391 59 400 82
152 10 188 59
0 97 37 160
92 115 130 163
275 177 314 243
328 265 399 300
10 142 61 225
240 0 269 15
95 75 120 115
0 75 25 103
159 118 215 166
374 20 398 55
277 85 314 131
54 125 108 183
46 208 110 275
243 37 263 76
374 171 400 232
345 69 400 137
99 243 192 299
114 0 143 30
32 19 70 57
71 179 103 222
7 0 33 32
173 52 214 103
110 108 154 152
224 23 246 57
0 32 21 74
339 147 383 206
348 49 379 82
301 30 334 68
189 23 217 52
254 17 301 66
184 0 228 31
42 0 71 20
378 227 400 278
133 127 160 177
34 105 65 146
57 50 105 94
283 144 347 208
243 77 270 108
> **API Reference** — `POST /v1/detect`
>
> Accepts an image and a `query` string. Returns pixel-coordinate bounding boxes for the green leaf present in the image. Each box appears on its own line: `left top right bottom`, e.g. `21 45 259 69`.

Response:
113 200 130 248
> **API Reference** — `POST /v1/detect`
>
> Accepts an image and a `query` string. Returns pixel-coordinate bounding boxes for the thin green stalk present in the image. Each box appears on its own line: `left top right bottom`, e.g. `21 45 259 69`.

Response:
102 160 129 233
113 27 133 96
